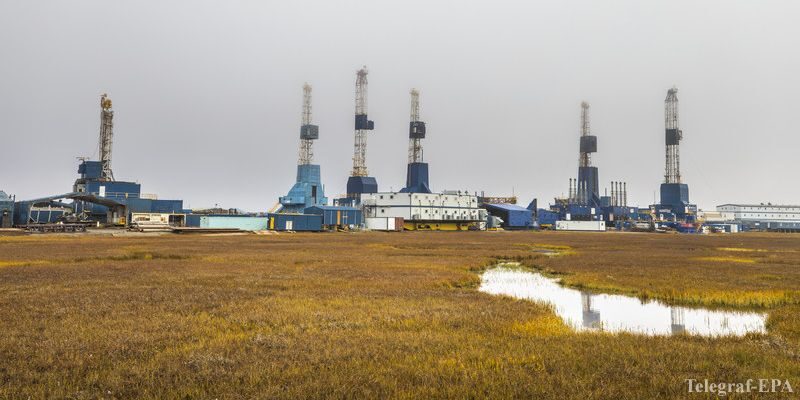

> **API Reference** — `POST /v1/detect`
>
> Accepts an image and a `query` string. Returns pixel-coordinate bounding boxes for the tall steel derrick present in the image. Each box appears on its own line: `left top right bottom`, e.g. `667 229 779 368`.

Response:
408 88 424 163
664 87 682 184
298 83 319 165
574 101 599 205
98 94 115 181
352 67 374 177
579 101 592 168
401 87 430 194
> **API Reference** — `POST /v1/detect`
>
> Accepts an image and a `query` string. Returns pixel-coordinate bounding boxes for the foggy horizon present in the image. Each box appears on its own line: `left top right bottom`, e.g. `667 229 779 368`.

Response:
2 1 798 211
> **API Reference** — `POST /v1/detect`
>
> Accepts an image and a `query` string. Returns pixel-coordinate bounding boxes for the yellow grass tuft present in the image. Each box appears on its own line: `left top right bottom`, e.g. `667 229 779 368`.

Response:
528 243 576 257
509 314 572 337
717 247 768 252
694 256 756 264
201 255 228 263
0 260 49 268
531 244 572 251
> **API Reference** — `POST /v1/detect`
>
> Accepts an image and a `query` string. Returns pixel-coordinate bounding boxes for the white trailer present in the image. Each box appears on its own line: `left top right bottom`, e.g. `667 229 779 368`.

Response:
365 217 403 231
555 220 606 231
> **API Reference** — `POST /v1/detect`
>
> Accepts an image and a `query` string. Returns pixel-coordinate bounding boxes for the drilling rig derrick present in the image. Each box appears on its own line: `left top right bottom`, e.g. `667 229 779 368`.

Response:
345 66 378 200
98 94 115 181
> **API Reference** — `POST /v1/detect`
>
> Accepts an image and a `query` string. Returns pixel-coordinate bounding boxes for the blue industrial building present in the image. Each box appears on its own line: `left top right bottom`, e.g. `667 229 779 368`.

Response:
279 164 327 213
72 160 184 224
482 203 533 229
304 205 362 229
346 177 378 201
12 159 184 226
73 160 142 219
653 183 697 221
536 209 559 227
401 163 430 194
268 213 323 231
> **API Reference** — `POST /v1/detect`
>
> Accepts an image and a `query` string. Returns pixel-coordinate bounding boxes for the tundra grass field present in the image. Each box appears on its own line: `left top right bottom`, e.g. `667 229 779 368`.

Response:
1 231 799 399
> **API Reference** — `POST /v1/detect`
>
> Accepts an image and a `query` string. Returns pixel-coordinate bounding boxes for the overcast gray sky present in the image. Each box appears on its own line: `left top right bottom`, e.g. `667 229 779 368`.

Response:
2 1 798 211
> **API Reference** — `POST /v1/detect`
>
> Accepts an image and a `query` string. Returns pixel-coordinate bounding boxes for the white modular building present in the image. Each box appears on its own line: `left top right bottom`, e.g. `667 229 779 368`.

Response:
361 191 485 230
716 203 800 231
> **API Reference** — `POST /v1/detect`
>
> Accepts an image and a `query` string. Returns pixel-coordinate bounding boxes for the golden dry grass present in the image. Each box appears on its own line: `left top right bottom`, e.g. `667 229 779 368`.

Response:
0 231 799 399
694 256 757 264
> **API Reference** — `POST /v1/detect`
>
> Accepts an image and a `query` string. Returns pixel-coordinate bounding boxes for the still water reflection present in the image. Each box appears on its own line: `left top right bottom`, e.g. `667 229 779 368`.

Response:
479 265 767 337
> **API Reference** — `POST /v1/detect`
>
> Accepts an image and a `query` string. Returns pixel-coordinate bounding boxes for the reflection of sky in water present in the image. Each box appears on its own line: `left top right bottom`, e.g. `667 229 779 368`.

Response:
479 266 767 337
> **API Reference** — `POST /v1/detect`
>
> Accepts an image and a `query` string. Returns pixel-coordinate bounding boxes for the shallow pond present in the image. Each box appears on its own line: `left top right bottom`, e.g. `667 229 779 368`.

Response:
479 265 767 337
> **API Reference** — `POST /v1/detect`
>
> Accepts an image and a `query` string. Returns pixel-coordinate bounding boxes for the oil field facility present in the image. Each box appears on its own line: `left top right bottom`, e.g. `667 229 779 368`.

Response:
0 75 790 235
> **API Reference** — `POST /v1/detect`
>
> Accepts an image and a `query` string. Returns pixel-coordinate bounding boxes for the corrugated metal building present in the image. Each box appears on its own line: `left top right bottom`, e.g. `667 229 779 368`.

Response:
268 213 323 231
304 206 362 229
537 209 559 227
482 203 533 229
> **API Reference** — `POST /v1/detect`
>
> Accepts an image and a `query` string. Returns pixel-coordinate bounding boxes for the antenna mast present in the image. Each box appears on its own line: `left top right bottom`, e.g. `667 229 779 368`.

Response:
98 93 115 181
